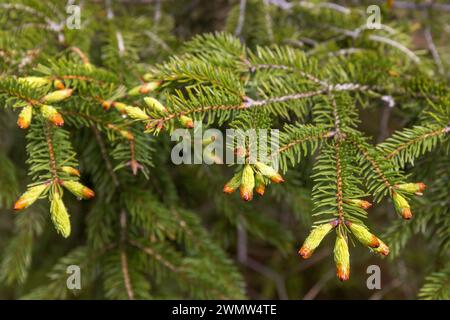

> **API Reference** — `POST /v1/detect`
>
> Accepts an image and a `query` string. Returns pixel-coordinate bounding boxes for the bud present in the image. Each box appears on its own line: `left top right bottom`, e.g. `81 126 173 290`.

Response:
373 239 390 256
41 89 73 103
344 199 372 210
111 101 125 113
144 97 167 113
394 183 426 196
254 162 284 183
334 233 350 281
17 105 33 129
124 105 150 120
61 166 80 177
119 130 134 140
179 115 194 129
50 193 71 238
61 180 95 199
102 100 112 111
128 81 161 96
53 79 65 90
223 172 242 194
19 76 51 88
346 221 380 248
298 222 335 259
240 165 254 201
40 105 64 126
255 173 266 196
392 191 412 220
13 184 49 211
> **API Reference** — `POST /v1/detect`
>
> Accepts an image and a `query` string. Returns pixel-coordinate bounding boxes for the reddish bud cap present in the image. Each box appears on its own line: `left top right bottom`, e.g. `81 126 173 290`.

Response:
102 101 112 110
270 174 284 184
336 265 350 281
17 117 30 129
13 199 28 211
82 187 95 199
240 188 253 201
255 185 265 196
369 235 381 248
417 183 426 193
223 185 236 194
402 208 412 220
298 246 312 259
50 113 64 126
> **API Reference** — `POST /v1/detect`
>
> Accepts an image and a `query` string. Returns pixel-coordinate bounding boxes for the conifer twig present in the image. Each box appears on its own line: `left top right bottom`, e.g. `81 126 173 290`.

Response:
350 138 392 190
129 239 177 272
385 126 450 160
43 123 59 183
275 131 334 156
119 209 134 300
330 95 344 224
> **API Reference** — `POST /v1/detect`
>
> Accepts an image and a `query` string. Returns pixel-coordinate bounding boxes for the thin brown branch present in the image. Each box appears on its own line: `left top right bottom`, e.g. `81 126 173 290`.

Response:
351 139 392 189
330 95 344 223
146 83 371 128
302 271 334 300
51 75 106 85
43 122 58 183
119 208 134 300
275 130 334 156
335 137 344 223
146 104 248 129
70 47 90 65
129 239 177 272
249 63 327 86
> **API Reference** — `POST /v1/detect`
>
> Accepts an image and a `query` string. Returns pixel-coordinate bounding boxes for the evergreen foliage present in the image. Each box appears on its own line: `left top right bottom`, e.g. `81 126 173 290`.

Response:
0 0 449 300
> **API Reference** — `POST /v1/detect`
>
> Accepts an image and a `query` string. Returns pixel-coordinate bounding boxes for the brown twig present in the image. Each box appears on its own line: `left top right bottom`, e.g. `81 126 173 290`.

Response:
120 208 134 300
274 130 334 157
330 95 345 223
335 138 344 223
129 239 177 272
43 122 59 183
351 139 392 189
70 47 90 65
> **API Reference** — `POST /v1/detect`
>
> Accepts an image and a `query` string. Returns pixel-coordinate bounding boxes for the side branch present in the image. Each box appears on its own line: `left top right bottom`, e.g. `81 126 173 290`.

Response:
351 138 392 189
335 138 344 223
119 209 134 300
276 130 334 155
146 83 371 127
43 122 59 183
385 126 450 160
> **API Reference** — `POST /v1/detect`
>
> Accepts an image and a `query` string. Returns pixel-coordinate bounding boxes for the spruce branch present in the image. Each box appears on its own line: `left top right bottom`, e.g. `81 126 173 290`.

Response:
1 0 449 298
380 125 450 167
